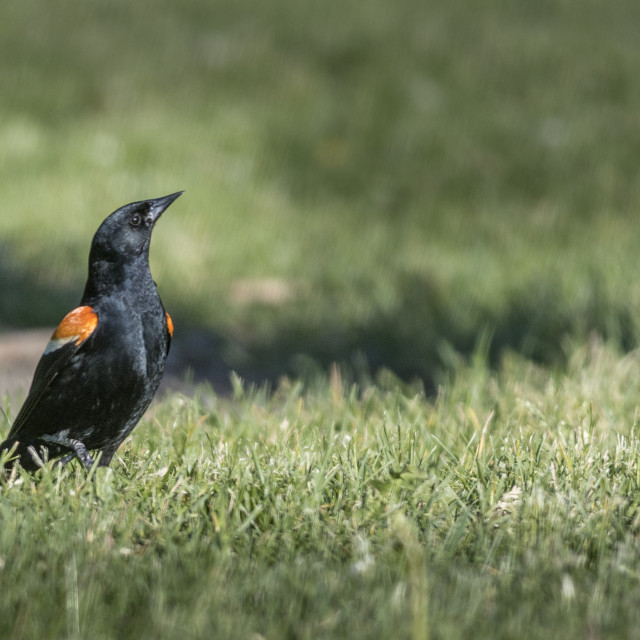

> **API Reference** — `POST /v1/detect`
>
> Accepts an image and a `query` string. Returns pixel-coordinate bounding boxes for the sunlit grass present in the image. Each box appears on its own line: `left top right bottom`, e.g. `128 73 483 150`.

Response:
3 341 640 638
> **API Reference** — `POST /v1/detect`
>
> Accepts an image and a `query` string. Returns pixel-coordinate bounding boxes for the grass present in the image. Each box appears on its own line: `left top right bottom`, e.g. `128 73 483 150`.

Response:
2 0 640 381
3 0 640 637
4 342 640 638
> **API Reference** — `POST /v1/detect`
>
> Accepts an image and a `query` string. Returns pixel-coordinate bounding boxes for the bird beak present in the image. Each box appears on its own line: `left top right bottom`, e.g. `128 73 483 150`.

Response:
146 191 184 224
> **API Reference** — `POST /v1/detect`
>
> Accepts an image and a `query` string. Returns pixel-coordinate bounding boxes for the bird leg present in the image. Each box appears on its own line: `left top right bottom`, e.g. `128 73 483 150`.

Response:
41 434 96 471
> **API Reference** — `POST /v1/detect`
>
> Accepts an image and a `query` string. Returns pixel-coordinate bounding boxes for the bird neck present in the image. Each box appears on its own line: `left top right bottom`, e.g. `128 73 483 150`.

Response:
82 255 153 303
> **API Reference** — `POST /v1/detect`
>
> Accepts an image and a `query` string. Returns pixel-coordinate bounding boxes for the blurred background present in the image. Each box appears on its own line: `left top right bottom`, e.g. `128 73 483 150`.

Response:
2 0 640 394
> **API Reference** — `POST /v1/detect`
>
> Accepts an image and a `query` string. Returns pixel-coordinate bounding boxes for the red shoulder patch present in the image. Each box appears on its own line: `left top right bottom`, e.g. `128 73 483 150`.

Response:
166 312 174 338
53 306 98 343
44 306 98 354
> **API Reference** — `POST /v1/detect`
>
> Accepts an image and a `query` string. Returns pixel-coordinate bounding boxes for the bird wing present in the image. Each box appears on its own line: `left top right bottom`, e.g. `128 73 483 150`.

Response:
8 306 99 438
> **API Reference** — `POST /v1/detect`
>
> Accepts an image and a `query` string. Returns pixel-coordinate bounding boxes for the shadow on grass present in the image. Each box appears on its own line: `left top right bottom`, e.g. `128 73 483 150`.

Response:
165 272 637 394
2 256 636 395
0 246 78 329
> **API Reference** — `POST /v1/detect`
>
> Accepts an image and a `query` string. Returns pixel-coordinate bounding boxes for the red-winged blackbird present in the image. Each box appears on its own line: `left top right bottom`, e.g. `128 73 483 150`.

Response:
0 192 183 471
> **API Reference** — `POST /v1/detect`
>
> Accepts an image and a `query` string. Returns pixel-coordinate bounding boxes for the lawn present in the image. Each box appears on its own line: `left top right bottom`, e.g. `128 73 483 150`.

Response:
4 346 640 639
2 0 640 637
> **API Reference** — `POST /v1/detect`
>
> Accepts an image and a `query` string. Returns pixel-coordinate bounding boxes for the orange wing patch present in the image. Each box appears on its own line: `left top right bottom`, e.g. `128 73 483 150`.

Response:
44 306 98 354
166 312 174 338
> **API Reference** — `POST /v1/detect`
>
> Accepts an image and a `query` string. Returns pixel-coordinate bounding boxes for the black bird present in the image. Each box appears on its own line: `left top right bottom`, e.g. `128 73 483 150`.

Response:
0 192 182 471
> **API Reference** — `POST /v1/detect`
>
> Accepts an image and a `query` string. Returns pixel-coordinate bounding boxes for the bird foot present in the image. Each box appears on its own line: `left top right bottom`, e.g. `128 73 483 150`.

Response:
41 435 96 471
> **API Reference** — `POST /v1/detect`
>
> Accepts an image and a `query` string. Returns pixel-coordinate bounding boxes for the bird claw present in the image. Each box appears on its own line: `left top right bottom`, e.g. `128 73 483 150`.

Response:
53 452 78 468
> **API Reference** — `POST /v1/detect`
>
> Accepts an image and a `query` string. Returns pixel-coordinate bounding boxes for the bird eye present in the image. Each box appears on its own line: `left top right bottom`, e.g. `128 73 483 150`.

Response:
130 213 142 228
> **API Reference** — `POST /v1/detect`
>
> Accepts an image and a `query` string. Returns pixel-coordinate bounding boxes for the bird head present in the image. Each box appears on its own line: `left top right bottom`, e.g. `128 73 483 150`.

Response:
82 191 183 300
90 192 183 263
